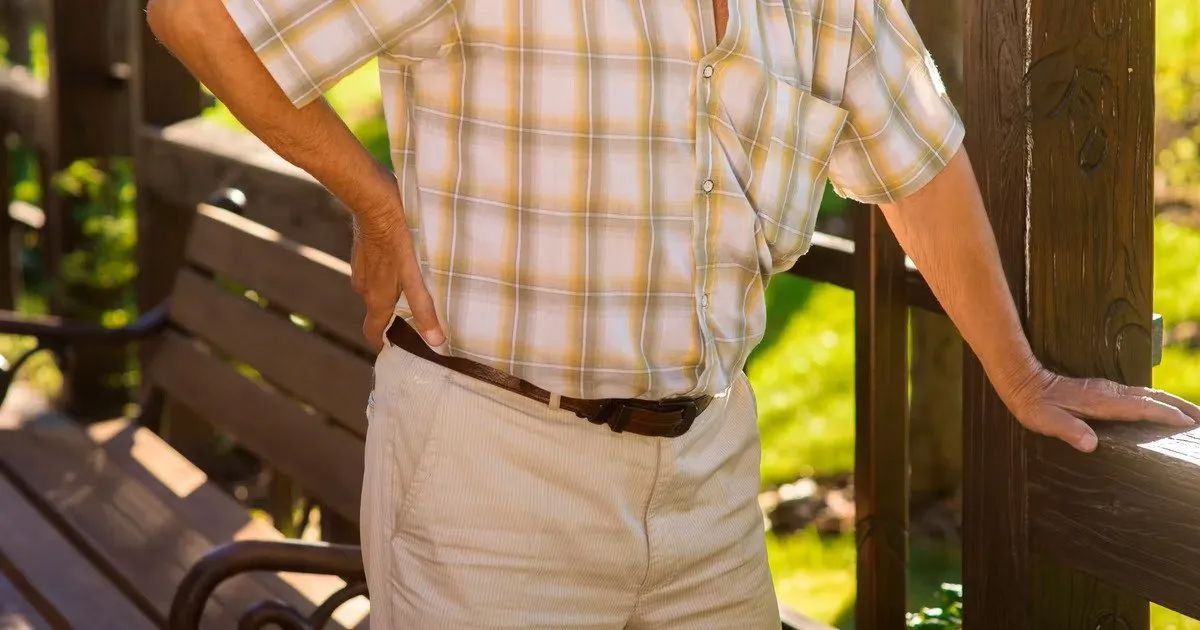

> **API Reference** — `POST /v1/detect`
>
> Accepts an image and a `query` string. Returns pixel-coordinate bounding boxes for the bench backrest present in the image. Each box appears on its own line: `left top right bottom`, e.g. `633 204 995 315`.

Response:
144 204 371 522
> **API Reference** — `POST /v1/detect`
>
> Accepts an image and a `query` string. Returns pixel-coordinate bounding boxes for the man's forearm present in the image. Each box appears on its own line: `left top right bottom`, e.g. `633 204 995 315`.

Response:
878 148 1040 400
146 0 400 230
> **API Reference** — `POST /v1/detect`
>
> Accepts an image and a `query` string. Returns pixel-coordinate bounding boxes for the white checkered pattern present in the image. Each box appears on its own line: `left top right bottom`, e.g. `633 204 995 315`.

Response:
224 0 964 399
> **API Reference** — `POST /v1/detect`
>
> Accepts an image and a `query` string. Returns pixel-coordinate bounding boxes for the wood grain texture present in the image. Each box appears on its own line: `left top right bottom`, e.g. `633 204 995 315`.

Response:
84 418 365 629
962 0 1039 624
0 474 155 630
0 399 298 628
852 202 909 628
146 332 365 521
1032 424 1200 621
45 0 127 162
170 269 373 436
138 119 353 259
0 569 51 630
185 204 368 353
1023 0 1154 625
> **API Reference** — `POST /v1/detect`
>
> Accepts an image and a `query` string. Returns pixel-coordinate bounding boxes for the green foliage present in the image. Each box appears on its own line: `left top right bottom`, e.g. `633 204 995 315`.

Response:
52 158 139 329
1153 220 1200 326
906 584 963 628
203 60 391 165
767 528 962 629
1157 0 1200 190
749 275 856 484
1153 219 1200 410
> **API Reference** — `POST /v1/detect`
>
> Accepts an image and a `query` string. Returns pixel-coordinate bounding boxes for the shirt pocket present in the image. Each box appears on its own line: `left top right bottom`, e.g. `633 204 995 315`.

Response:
749 78 849 272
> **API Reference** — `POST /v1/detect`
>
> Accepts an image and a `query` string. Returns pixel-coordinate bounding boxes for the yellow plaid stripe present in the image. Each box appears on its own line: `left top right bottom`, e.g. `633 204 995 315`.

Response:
224 0 963 399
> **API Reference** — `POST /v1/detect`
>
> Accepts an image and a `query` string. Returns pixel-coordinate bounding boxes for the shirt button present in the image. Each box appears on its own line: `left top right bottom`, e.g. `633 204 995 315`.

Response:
702 64 714 78
700 294 710 309
701 179 714 193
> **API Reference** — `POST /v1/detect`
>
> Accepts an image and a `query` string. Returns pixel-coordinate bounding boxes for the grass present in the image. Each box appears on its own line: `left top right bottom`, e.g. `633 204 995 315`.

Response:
749 274 855 485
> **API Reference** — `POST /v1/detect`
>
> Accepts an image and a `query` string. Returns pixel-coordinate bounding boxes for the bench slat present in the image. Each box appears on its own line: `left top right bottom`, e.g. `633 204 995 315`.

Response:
185 204 368 353
170 269 372 437
0 474 155 629
86 419 367 629
0 390 293 628
0 571 52 630
147 332 364 521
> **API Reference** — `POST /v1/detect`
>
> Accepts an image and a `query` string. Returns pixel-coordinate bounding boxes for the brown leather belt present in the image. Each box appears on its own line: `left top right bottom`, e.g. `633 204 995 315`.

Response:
386 320 711 438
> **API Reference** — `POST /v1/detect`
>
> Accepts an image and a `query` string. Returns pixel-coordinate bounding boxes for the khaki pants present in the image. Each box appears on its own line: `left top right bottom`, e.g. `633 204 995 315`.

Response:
361 343 780 629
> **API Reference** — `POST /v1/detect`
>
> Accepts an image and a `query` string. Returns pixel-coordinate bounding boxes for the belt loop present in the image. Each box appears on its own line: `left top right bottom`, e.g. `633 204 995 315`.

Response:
548 392 561 410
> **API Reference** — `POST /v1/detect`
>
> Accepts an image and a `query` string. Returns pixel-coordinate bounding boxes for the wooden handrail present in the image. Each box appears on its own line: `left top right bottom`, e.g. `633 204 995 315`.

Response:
1031 424 1200 621
0 64 46 144
137 118 352 260
789 230 942 313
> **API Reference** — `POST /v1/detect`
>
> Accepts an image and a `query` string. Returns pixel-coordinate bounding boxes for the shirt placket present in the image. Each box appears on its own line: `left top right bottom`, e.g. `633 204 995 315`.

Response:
685 0 740 398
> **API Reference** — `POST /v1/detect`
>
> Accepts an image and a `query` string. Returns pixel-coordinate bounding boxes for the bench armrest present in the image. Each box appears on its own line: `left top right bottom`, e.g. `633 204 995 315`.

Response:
0 302 169 343
168 539 366 630
0 304 169 406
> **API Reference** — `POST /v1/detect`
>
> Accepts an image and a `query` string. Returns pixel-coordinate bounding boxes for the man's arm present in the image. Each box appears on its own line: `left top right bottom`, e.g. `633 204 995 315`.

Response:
146 0 443 351
878 148 1200 452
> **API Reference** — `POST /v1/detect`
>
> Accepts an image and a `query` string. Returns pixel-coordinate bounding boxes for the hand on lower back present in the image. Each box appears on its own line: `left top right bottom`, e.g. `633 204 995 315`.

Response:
1002 364 1200 453
350 205 443 353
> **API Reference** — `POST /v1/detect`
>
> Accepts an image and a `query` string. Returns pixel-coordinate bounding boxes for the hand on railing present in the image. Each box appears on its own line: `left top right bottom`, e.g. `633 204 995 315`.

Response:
1001 364 1200 452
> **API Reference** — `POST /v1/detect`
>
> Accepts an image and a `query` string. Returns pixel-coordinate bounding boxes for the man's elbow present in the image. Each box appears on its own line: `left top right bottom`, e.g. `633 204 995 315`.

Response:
146 0 200 51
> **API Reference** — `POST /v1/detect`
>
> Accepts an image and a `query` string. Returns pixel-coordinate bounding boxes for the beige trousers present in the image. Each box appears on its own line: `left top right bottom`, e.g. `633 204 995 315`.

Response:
361 343 780 629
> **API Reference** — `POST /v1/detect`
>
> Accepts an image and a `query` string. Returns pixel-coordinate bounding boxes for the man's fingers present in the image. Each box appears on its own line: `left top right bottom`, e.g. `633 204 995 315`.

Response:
1079 387 1195 427
361 290 399 353
399 258 443 346
362 311 389 353
1033 408 1098 453
1135 387 1200 424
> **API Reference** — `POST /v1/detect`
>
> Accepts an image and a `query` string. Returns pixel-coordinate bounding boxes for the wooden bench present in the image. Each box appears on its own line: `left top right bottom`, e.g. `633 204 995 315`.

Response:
0 201 830 629
0 203 372 629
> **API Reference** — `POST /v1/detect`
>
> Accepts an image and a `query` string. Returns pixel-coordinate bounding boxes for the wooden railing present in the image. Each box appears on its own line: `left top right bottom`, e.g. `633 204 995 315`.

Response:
0 1 1195 629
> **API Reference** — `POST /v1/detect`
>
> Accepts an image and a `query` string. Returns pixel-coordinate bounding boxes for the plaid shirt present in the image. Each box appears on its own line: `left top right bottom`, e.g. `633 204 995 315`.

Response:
225 0 963 400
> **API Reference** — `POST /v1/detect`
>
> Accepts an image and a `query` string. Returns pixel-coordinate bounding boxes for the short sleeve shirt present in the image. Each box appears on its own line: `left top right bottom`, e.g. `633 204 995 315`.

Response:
224 0 964 399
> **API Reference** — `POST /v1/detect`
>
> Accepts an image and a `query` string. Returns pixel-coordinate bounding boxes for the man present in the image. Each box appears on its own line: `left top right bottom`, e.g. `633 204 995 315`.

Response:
148 0 1200 627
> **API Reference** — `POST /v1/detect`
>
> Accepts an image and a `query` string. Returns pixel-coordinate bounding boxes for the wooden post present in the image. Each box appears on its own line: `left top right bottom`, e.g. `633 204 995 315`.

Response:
0 137 14 309
853 201 909 628
2 0 33 67
128 0 206 453
44 0 133 417
130 0 201 312
963 0 1154 626
0 0 39 309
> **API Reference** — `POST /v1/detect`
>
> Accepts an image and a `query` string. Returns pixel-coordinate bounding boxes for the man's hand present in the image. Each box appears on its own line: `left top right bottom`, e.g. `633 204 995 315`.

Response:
1001 365 1200 453
351 205 443 353
148 0 444 353
879 148 1200 454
